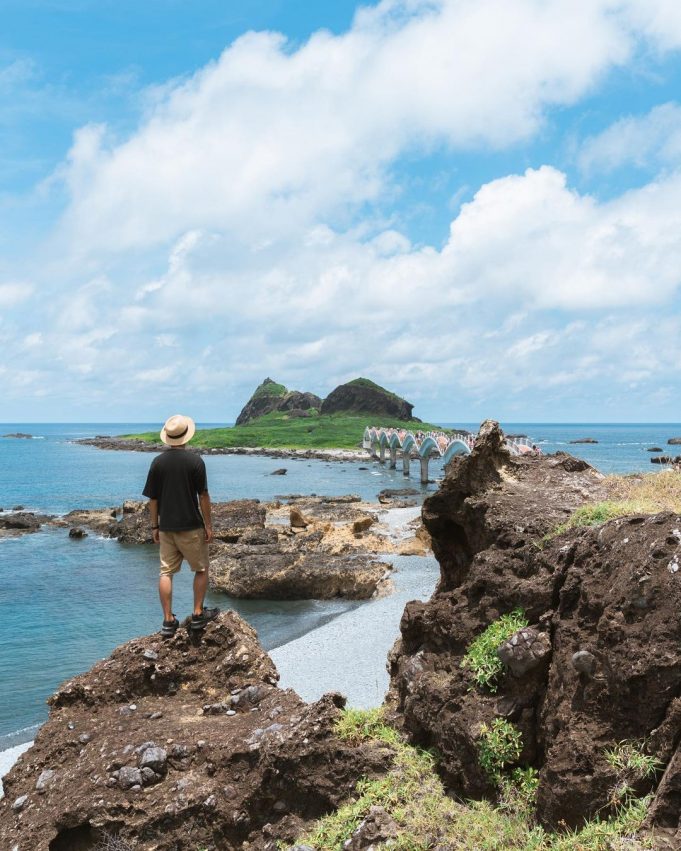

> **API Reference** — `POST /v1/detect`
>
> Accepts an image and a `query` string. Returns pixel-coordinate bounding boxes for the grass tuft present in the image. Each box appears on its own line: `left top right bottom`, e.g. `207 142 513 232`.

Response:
542 470 681 544
461 609 529 692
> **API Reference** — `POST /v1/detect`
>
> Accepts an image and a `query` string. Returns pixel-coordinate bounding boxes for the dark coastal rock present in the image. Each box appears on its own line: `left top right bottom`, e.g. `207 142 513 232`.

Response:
68 527 87 539
51 508 117 536
388 419 681 836
271 468 287 475
235 378 321 426
648 447 663 452
569 437 598 444
320 377 417 421
668 437 681 445
652 456 677 465
3 432 32 439
0 511 51 537
0 613 392 851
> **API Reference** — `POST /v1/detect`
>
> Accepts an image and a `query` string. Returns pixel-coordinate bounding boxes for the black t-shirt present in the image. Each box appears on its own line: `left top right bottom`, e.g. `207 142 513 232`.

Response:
142 449 208 532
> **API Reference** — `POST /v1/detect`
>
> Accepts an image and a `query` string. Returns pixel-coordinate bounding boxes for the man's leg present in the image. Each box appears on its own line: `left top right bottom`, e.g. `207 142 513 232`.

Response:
159 532 182 626
193 569 208 616
178 528 219 629
159 574 174 621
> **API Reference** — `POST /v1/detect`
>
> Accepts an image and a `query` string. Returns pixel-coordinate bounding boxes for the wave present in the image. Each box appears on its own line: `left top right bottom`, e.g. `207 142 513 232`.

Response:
0 741 34 798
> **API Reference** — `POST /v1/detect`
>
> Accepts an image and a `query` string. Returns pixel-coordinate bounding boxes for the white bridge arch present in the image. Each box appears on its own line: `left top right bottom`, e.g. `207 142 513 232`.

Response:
363 426 536 482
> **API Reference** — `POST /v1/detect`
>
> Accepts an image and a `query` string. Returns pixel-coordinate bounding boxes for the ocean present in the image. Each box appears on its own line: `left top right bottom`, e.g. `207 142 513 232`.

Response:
0 420 679 780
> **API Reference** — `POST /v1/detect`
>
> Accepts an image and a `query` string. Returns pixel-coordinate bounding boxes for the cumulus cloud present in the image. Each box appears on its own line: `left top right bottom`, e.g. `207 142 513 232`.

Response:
6 0 681 419
579 102 681 174
0 282 33 307
55 0 678 254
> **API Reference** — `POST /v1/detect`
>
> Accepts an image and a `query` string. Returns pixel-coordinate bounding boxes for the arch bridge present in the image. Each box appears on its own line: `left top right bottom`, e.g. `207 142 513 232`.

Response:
363 426 536 483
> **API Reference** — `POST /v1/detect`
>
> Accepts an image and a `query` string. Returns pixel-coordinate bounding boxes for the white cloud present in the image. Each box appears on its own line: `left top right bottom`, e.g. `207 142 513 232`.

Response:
55 0 678 255
0 282 33 307
579 102 681 173
6 0 681 420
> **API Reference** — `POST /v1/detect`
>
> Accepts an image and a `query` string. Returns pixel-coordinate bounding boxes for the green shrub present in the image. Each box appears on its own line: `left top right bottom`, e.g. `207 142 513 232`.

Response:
478 718 524 782
461 609 529 692
499 767 540 817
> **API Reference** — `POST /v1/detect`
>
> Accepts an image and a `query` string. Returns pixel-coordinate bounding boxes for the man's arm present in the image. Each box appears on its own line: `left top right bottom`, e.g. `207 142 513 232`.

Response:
199 491 213 542
148 498 160 544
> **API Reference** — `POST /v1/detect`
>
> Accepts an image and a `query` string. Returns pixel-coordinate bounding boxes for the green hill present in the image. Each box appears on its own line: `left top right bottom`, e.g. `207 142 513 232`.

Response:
125 377 447 449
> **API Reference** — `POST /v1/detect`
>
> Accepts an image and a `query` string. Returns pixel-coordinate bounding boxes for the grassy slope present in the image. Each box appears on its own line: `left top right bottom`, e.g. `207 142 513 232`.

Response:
291 708 651 850
125 411 449 450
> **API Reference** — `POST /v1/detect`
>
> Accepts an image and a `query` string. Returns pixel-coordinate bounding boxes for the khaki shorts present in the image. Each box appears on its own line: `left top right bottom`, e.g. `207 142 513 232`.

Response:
159 528 209 576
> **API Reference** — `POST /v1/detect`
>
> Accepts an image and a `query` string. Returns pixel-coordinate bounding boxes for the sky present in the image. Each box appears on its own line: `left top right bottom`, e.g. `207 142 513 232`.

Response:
3 0 681 424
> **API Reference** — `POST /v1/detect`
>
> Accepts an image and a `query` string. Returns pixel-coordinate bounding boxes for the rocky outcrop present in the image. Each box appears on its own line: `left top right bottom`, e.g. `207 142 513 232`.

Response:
388 420 681 838
211 527 391 599
391 422 681 847
210 497 392 600
0 613 392 851
0 511 52 537
235 378 321 426
320 378 417 421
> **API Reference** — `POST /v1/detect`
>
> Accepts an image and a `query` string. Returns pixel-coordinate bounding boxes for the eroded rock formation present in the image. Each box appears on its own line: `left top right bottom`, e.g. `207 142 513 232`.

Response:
235 378 322 426
0 613 392 851
388 420 681 840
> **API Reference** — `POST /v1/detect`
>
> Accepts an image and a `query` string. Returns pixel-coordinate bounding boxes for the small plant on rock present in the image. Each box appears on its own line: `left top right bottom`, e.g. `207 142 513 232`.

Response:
604 740 661 807
461 608 529 692
478 718 523 783
498 767 540 818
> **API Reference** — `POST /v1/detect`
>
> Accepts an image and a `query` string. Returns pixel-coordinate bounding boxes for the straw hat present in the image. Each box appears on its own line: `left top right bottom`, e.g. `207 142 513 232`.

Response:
160 414 196 446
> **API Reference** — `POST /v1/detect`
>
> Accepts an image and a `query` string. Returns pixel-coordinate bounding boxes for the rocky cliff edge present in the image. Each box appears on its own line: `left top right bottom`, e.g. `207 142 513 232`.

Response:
388 420 681 843
0 613 391 851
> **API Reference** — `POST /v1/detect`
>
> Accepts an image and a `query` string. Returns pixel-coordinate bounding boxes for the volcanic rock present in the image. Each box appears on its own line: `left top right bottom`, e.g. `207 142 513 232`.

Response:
0 613 392 851
210 527 391 600
667 437 681 445
320 377 418 421
569 437 598 444
0 512 51 537
235 378 322 426
52 508 117 536
388 419 681 838
68 527 87 539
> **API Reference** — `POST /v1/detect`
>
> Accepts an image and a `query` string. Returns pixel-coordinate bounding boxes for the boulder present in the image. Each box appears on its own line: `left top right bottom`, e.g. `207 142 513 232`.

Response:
569 438 598 444
0 613 392 851
668 437 681 445
211 530 392 599
0 512 51 537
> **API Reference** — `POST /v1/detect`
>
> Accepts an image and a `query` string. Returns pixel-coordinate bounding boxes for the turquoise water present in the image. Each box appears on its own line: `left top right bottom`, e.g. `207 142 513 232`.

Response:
0 421 679 750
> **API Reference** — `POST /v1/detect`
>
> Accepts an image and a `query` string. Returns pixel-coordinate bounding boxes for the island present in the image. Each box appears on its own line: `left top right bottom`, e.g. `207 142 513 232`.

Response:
79 376 456 454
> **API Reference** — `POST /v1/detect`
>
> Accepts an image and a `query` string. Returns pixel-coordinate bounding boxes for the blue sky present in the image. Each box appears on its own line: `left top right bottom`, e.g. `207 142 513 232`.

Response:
3 0 681 423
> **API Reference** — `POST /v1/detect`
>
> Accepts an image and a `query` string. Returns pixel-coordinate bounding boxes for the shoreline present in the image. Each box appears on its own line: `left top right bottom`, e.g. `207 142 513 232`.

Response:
76 436 370 463
0 502 431 784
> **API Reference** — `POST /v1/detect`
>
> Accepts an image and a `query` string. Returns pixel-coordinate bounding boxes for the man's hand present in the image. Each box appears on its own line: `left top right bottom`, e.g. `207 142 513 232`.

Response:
204 524 214 543
152 528 160 545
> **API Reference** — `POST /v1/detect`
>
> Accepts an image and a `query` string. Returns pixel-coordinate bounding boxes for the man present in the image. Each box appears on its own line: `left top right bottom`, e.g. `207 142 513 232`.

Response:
143 414 219 637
